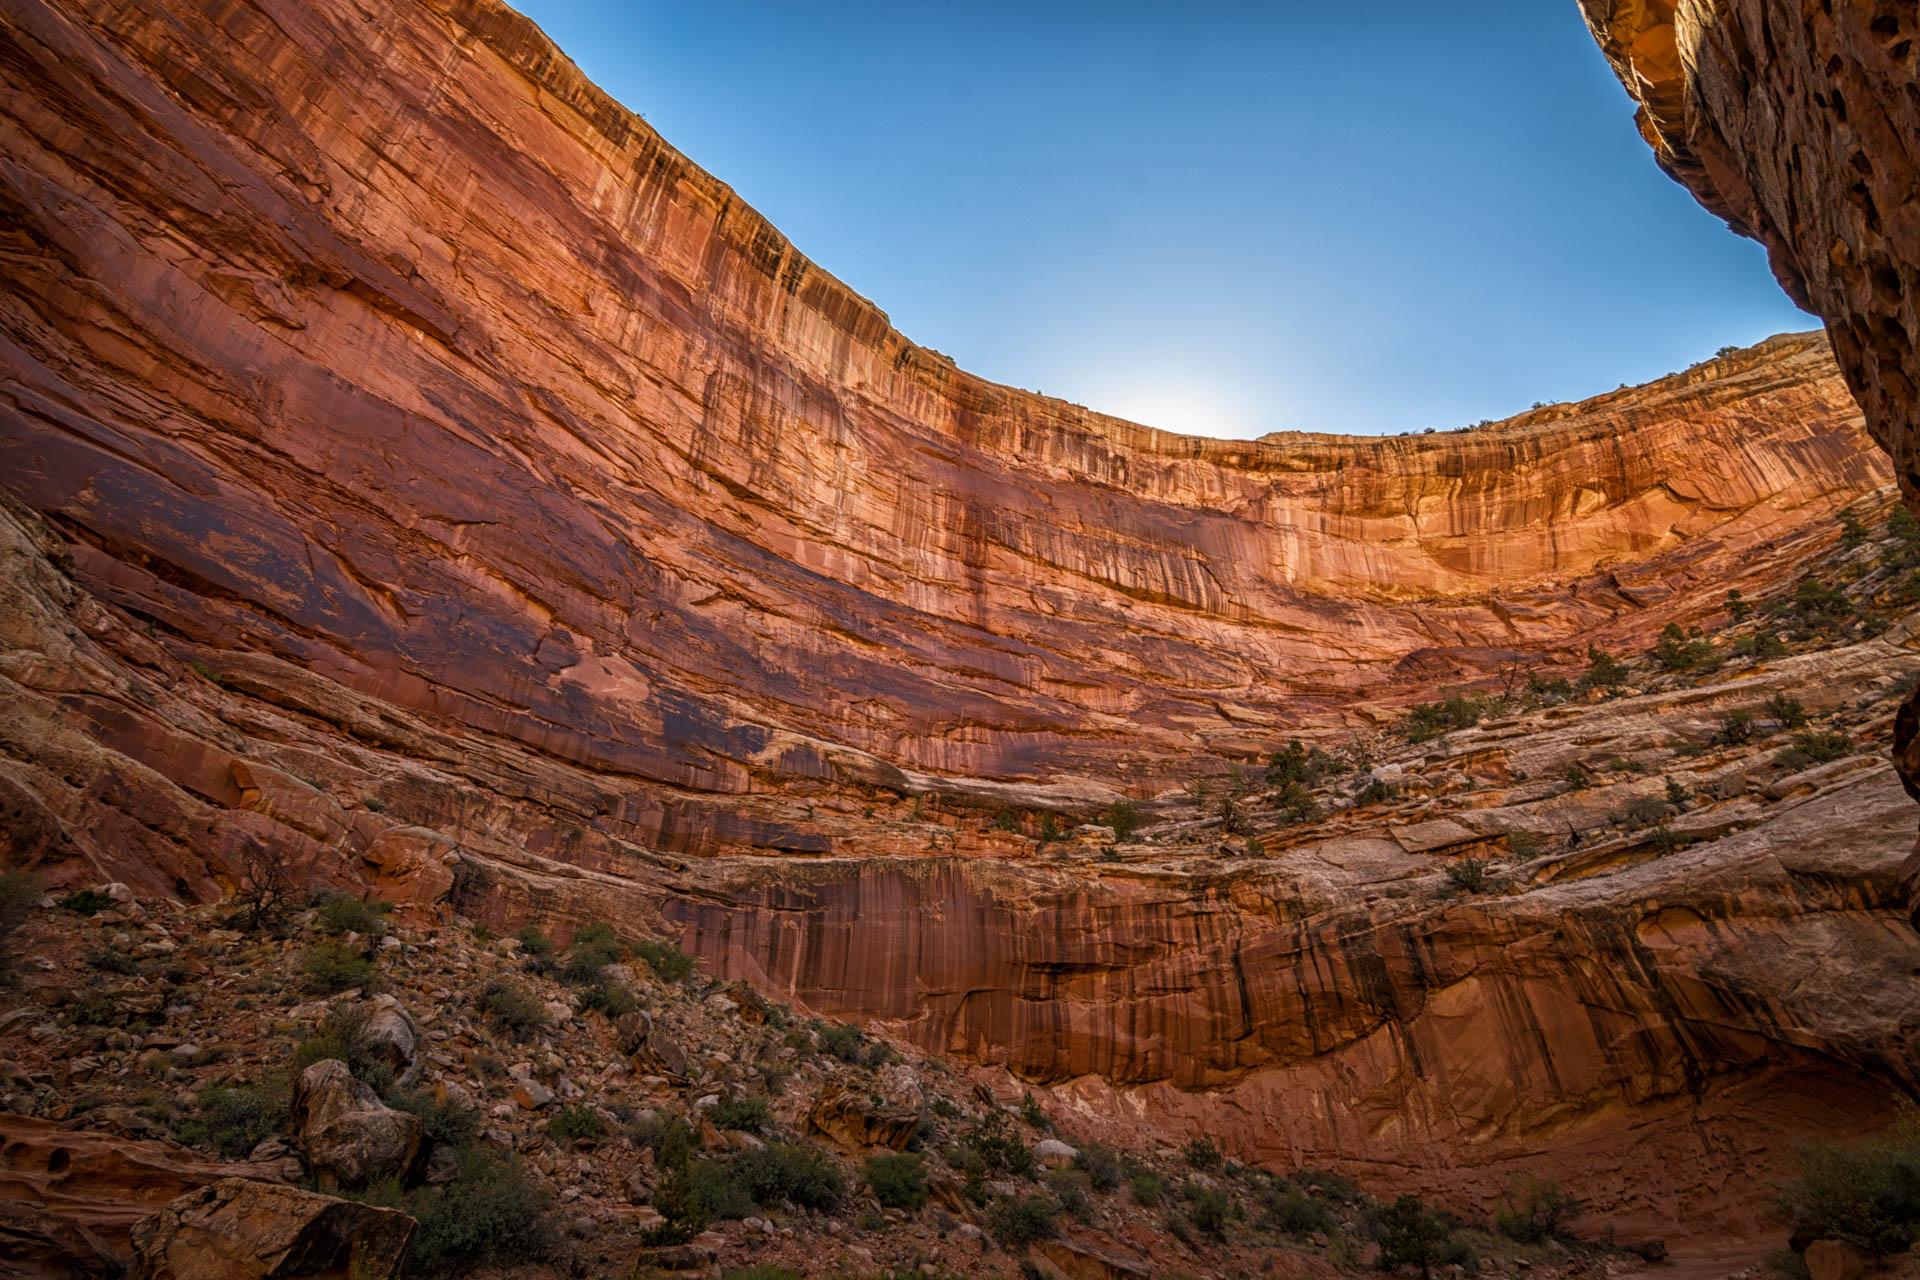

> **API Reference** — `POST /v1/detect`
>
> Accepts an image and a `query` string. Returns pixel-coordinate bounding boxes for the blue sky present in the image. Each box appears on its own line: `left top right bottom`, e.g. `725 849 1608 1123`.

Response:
512 2 1814 438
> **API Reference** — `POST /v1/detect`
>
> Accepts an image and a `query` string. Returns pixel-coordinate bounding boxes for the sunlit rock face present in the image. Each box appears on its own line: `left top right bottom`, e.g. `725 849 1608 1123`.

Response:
0 0 1914 1242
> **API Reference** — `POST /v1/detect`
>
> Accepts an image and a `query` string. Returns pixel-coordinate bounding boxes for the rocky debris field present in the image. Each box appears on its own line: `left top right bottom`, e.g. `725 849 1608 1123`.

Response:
0 881 1651 1279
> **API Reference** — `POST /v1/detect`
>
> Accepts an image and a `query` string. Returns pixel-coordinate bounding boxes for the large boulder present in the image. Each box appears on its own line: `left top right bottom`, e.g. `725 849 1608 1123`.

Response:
355 996 421 1085
807 1086 921 1152
290 1060 422 1189
128 1177 413 1279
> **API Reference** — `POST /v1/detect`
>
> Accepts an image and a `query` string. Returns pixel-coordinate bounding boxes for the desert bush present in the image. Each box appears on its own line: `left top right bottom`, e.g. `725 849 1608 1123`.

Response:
865 1151 929 1211
818 1021 866 1063
712 1096 771 1134
1767 694 1810 728
1495 1174 1580 1243
356 1148 552 1276
479 978 547 1038
560 921 622 984
1047 1167 1094 1222
1266 739 1338 786
1367 1194 1474 1275
386 1086 479 1148
1183 1182 1233 1238
1506 830 1543 859
1726 589 1752 622
1184 1136 1222 1170
513 925 553 957
316 895 390 937
1074 1142 1123 1192
956 1113 1037 1180
1354 777 1397 806
1579 646 1630 692
1129 1168 1167 1205
1778 730 1852 769
1778 1106 1920 1255
1100 800 1142 840
549 1104 604 1145
1261 1183 1335 1236
577 980 638 1018
1714 710 1759 746
1840 508 1869 547
727 1142 845 1212
1404 693 1488 743
300 941 375 994
1562 763 1593 791
58 887 110 915
1445 858 1489 893
1736 629 1791 659
1296 1167 1361 1202
1653 623 1720 673
176 1079 290 1157
632 937 695 984
293 1005 383 1080
988 1194 1058 1247
1619 795 1670 828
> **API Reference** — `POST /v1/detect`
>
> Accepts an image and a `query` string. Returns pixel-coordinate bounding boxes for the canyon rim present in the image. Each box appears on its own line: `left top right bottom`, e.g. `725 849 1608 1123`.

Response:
3 2 1920 1278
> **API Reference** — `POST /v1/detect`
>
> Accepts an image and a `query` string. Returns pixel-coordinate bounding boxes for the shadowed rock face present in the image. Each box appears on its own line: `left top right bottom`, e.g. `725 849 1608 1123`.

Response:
0 0 1916 1245
1579 0 1920 924
1580 1 1920 500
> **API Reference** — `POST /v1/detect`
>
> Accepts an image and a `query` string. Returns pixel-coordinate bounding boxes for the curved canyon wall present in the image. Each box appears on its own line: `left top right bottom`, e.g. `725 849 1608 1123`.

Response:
2 0 1917 1242
0 0 1891 813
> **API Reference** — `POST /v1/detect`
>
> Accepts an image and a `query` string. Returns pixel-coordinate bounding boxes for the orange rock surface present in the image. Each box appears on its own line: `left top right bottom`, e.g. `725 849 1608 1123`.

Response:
0 0 1915 1249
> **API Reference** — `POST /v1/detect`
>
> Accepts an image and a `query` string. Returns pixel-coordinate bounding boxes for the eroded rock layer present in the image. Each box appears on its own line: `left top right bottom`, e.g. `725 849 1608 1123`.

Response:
0 0 1915 1247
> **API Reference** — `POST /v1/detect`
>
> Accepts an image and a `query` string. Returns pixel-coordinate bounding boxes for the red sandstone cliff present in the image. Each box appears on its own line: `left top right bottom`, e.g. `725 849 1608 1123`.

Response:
1 0 1916 1250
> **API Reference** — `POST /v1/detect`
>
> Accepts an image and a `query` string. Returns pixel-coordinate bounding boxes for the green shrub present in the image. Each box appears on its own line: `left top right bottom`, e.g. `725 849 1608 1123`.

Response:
300 942 375 994
1767 694 1810 728
1778 730 1851 768
1666 778 1692 807
479 978 547 1038
1779 1107 1920 1256
1074 1142 1123 1192
1579 646 1630 692
1495 1174 1579 1243
865 1151 929 1210
1183 1182 1233 1238
1048 1167 1094 1222
536 1106 596 1146
86 946 138 974
561 922 622 984
988 1194 1058 1247
1019 1092 1050 1131
1445 858 1489 893
1100 799 1142 840
513 925 553 957
1619 795 1671 828
818 1021 866 1063
57 887 111 915
1714 710 1759 746
1653 623 1720 672
634 1111 696 1171
1368 1194 1474 1274
386 1086 479 1148
1528 674 1573 702
633 937 695 984
1562 763 1593 791
1295 1167 1361 1202
316 895 390 937
1183 1136 1222 1170
293 1005 388 1084
578 980 638 1018
1129 1169 1167 1206
728 1142 845 1212
175 1079 290 1157
1726 588 1752 622
1404 693 1488 743
1840 508 1869 547
1737 629 1791 659
1266 739 1338 786
958 1113 1037 1180
654 1157 752 1231
1355 777 1397 806
712 1096 771 1133
1261 1184 1335 1236
1506 830 1542 859
356 1148 553 1276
